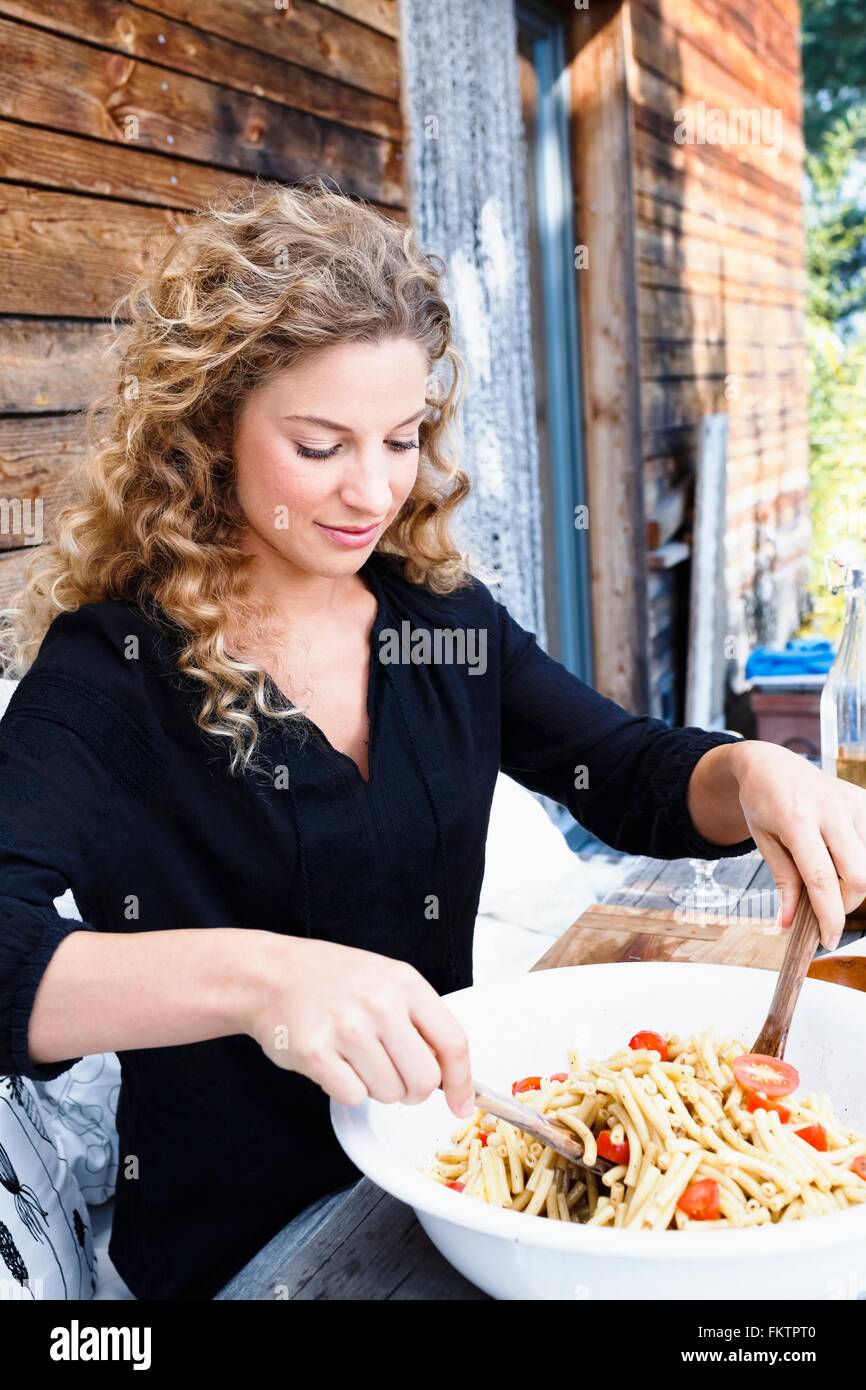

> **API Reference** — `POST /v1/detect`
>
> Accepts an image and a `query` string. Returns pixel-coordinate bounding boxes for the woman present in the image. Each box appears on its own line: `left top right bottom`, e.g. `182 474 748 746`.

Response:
1 180 864 1302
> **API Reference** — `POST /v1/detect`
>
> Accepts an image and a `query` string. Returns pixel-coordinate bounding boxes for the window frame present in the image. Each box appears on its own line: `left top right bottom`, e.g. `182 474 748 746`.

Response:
518 0 594 687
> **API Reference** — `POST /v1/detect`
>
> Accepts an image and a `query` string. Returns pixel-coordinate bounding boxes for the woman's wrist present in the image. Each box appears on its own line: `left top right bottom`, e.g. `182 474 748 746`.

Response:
172 927 279 1043
685 739 754 846
229 928 309 1040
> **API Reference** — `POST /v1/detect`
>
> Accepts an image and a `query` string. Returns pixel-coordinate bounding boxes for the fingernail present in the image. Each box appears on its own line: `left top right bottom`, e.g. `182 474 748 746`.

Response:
457 1097 474 1118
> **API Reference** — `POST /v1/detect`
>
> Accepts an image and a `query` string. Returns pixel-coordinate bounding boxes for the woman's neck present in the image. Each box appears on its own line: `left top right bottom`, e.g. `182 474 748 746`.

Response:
229 531 372 658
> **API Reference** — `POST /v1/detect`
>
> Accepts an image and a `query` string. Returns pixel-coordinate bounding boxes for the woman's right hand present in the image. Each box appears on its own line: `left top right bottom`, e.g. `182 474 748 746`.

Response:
243 934 475 1119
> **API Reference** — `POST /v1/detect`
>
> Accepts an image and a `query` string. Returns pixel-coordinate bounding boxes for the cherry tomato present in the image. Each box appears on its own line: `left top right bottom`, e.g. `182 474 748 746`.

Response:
732 1054 800 1098
851 1156 866 1180
795 1124 828 1152
549 1072 569 1083
629 1030 669 1061
445 1181 465 1191
512 1076 542 1096
597 1129 630 1164
677 1179 721 1221
745 1091 791 1123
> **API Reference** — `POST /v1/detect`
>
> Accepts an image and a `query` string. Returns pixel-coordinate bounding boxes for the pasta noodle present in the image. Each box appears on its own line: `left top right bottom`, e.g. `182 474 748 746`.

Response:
425 1028 866 1228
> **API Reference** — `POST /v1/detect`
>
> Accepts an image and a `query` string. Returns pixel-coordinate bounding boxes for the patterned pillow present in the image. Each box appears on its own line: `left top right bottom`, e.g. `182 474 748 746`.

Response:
33 1052 120 1208
0 1073 96 1300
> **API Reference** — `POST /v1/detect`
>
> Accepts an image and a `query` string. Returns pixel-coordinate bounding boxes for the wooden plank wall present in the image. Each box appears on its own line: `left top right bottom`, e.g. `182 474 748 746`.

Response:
0 0 405 607
569 2 650 716
627 0 809 719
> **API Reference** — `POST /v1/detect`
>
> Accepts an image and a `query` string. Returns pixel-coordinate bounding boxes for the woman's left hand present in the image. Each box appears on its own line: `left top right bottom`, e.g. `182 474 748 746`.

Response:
730 741 866 950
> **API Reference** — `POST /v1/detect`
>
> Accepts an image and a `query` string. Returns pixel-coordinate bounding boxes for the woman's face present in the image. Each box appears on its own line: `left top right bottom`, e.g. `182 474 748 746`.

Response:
232 337 429 580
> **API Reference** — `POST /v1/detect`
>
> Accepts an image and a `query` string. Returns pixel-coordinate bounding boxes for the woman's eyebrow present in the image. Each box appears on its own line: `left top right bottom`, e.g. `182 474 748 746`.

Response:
282 407 428 431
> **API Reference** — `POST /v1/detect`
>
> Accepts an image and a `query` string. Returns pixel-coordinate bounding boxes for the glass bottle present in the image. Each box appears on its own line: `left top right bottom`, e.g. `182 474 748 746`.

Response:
820 556 866 917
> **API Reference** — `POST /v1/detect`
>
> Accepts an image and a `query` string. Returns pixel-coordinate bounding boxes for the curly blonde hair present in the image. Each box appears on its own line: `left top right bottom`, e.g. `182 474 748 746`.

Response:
1 177 473 773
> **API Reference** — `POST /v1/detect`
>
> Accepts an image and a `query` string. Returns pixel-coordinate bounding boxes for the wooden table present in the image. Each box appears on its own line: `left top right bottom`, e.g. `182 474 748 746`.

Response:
534 849 866 971
265 850 866 1300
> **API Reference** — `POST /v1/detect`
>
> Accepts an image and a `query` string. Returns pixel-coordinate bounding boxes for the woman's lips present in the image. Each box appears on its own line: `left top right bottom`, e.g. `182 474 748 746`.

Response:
314 520 381 549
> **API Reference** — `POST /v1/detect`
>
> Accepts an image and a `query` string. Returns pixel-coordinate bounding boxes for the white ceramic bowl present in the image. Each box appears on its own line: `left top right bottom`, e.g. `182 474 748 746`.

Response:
331 962 866 1300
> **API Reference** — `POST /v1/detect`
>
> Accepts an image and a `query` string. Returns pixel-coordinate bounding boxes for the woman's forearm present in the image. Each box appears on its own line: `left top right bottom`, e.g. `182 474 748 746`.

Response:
27 926 276 1069
685 740 753 846
26 927 478 1120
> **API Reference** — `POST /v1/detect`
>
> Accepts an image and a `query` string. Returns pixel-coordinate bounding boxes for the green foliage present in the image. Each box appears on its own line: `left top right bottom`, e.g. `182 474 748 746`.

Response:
804 318 866 639
802 105 866 638
802 0 866 150
805 107 866 328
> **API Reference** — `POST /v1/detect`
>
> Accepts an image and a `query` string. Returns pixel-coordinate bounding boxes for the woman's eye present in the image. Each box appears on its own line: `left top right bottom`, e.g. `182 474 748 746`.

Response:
295 439 419 460
295 443 341 460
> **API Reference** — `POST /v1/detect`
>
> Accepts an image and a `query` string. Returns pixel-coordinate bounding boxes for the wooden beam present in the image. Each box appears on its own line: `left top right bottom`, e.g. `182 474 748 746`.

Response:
125 0 399 101
0 117 259 213
0 414 87 550
0 17 403 208
0 118 407 224
0 548 36 610
0 320 114 414
314 0 399 41
0 0 402 141
0 185 191 317
569 0 649 712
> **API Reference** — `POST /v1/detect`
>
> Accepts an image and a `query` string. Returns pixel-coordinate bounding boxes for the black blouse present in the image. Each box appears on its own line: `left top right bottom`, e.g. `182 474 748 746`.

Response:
0 549 756 1299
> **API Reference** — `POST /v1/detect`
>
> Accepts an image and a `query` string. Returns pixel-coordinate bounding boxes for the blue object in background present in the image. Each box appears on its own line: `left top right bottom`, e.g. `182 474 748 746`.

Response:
745 637 836 679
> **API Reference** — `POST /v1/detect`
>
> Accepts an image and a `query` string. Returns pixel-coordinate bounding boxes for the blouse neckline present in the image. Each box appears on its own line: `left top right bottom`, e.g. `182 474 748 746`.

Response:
297 550 390 788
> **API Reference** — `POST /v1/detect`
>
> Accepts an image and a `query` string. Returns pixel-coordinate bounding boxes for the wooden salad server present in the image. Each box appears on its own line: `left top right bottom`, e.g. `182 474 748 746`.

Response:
472 1079 616 1178
751 887 821 1059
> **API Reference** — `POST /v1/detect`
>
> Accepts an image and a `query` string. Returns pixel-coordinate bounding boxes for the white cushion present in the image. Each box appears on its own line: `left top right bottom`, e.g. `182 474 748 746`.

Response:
473 773 630 983
0 1075 96 1299
478 773 585 914
478 773 627 930
0 678 16 720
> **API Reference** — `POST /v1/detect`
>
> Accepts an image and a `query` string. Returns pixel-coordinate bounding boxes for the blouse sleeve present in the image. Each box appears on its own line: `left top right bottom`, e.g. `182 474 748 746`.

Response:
0 612 170 1081
496 599 757 860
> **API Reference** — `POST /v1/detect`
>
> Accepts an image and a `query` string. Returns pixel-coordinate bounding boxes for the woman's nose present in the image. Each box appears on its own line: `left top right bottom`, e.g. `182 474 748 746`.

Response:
340 452 393 517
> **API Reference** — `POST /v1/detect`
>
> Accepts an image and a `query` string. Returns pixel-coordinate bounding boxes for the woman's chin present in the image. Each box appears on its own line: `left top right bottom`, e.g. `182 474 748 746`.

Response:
284 545 375 580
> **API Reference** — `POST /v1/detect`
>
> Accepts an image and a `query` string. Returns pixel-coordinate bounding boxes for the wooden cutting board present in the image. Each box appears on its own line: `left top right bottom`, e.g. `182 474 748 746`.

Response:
530 902 790 972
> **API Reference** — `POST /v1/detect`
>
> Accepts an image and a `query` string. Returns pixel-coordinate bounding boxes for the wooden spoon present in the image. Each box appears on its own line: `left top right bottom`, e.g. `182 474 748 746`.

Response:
472 1079 616 1178
751 887 821 1058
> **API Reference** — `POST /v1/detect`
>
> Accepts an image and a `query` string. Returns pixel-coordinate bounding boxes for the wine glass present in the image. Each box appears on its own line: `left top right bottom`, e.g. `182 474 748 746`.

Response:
669 859 737 912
